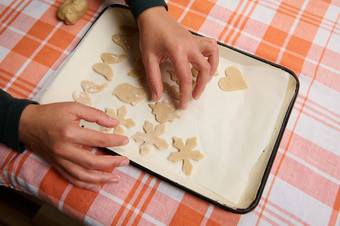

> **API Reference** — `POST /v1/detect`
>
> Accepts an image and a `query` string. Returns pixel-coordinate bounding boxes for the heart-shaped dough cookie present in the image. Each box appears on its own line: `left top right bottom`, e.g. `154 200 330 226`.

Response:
93 63 113 81
218 66 247 91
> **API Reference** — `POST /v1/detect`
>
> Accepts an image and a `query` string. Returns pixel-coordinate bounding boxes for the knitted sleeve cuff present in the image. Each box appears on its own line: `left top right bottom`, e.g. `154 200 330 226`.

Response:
0 91 38 153
125 0 168 20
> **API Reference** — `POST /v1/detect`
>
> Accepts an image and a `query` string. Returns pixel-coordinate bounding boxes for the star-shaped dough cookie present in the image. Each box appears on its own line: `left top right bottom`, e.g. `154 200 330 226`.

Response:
168 137 204 175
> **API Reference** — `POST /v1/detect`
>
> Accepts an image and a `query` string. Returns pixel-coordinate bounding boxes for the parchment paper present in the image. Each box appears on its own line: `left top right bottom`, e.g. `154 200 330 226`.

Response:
37 7 292 208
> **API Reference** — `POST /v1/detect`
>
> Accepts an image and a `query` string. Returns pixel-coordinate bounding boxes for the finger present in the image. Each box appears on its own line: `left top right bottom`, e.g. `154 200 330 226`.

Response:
190 52 211 100
52 163 102 192
171 56 192 110
195 37 219 76
57 145 129 170
72 126 129 147
74 104 119 128
57 159 121 185
143 54 163 101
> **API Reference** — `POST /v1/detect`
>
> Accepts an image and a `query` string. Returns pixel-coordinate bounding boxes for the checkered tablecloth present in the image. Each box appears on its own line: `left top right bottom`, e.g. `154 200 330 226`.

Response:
1 0 339 225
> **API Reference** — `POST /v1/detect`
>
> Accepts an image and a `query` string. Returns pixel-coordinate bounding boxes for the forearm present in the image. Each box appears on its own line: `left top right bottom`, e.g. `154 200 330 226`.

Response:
0 89 38 152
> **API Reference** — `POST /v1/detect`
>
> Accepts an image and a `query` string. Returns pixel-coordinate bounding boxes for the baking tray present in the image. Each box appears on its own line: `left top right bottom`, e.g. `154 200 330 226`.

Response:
36 5 299 213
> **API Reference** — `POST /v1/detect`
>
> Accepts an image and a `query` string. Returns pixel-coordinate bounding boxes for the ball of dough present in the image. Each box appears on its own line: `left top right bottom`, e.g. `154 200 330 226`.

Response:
57 0 88 25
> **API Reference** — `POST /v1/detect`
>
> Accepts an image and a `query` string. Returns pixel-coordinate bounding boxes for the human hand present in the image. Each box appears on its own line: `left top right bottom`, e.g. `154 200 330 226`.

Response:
137 6 219 109
19 102 129 192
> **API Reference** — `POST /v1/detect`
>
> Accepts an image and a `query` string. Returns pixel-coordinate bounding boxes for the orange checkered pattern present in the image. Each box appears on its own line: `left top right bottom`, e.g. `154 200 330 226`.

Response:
1 0 339 225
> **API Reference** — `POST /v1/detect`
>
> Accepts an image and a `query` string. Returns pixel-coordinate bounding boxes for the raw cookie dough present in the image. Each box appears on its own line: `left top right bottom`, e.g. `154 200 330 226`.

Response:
149 100 180 123
72 91 92 106
168 137 204 176
167 70 196 90
57 0 88 25
101 106 135 134
218 66 248 91
81 80 108 93
167 70 179 84
191 67 219 77
101 53 126 64
112 83 147 106
132 121 168 155
191 67 198 78
93 62 114 81
112 34 132 52
114 126 125 135
128 69 141 78
128 58 145 78
162 82 180 100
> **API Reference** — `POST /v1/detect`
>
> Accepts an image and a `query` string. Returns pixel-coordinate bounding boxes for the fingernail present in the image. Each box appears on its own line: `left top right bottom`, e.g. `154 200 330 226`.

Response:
181 102 188 110
120 159 129 166
89 185 101 193
152 91 157 101
194 91 201 100
123 138 129 145
109 176 120 184
109 117 119 124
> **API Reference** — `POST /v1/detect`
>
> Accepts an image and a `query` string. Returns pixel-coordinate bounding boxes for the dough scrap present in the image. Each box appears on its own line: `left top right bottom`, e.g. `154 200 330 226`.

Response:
132 121 168 155
191 67 219 77
57 0 88 25
149 100 180 123
167 70 179 84
101 53 126 64
112 34 132 52
191 67 198 78
162 82 180 100
81 80 108 93
128 69 145 78
168 137 204 175
112 83 146 106
218 66 247 91
128 58 145 78
101 106 135 134
167 70 196 90
72 91 92 106
93 63 114 81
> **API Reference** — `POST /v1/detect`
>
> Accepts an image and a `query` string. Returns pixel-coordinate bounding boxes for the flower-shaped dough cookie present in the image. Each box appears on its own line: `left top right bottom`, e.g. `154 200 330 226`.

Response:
149 100 180 123
101 106 135 134
168 137 204 175
132 121 168 155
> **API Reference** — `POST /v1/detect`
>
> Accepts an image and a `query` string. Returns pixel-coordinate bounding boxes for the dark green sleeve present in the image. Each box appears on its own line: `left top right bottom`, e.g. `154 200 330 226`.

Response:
125 0 168 20
0 89 38 153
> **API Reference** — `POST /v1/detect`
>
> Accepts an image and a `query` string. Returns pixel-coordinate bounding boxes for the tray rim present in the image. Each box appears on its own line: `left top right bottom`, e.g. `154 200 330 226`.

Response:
66 4 300 214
